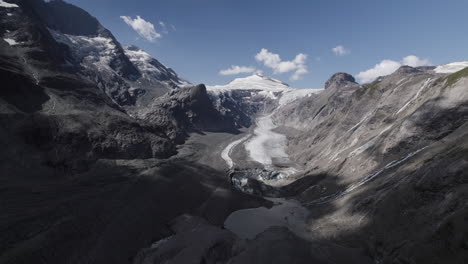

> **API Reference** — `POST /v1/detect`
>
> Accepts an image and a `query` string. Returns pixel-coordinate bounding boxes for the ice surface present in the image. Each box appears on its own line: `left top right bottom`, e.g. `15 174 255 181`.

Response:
221 135 250 169
244 114 290 168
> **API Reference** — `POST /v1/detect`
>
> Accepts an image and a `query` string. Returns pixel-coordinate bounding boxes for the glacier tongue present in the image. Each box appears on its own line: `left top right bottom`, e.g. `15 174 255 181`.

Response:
214 74 323 186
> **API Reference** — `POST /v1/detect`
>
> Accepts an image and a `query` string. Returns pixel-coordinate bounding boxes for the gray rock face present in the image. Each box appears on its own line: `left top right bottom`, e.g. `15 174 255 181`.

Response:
19 0 189 106
324 72 356 89
273 66 468 263
141 84 241 143
395 65 421 74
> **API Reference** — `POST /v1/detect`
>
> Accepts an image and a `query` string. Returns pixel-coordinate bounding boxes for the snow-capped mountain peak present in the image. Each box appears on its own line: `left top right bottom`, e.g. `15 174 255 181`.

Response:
209 74 291 93
123 45 190 87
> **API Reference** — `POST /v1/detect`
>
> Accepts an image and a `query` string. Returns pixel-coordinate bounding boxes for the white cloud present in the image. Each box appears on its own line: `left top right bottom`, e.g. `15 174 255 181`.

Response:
401 55 430 67
255 49 308 81
357 55 431 83
291 67 308 81
159 21 168 34
332 45 350 56
356 60 402 83
120 15 161 41
219 65 258 76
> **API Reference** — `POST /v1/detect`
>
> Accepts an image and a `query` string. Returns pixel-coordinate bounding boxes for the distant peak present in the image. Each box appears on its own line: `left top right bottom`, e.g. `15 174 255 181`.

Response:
325 72 356 89
395 65 421 74
244 74 289 87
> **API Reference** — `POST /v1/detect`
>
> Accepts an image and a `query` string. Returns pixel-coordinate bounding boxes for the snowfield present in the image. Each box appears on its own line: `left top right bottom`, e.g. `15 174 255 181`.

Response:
123 46 191 87
208 74 290 94
434 61 468 73
48 28 118 72
278 87 323 106
0 0 18 8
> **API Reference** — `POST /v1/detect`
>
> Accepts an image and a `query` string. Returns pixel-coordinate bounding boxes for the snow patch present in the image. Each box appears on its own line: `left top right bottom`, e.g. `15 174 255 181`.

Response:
3 38 18 46
123 46 190 86
0 0 18 8
395 78 433 115
48 28 118 72
434 61 468 74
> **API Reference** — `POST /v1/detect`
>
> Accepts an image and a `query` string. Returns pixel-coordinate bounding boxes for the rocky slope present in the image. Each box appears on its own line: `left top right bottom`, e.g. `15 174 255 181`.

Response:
270 64 468 263
0 1 266 264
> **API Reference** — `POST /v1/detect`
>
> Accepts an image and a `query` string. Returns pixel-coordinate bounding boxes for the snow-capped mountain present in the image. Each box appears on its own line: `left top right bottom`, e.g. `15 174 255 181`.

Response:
209 74 290 92
5 0 189 106
123 45 190 88
206 73 323 129
208 73 321 102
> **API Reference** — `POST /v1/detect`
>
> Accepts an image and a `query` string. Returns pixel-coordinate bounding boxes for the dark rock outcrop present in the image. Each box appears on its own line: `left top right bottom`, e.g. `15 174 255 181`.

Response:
324 72 357 89
143 84 240 143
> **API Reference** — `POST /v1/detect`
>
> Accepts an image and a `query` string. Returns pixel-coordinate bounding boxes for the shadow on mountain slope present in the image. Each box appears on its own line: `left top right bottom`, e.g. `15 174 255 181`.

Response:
301 122 468 264
0 156 269 264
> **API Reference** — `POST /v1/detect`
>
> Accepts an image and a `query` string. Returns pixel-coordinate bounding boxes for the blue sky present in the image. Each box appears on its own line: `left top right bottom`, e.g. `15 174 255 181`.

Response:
67 0 468 88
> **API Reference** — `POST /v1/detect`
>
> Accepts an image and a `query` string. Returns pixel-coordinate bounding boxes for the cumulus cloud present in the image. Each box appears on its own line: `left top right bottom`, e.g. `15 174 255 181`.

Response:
401 55 430 67
255 49 308 80
332 45 350 56
356 55 431 83
219 65 258 76
120 15 161 41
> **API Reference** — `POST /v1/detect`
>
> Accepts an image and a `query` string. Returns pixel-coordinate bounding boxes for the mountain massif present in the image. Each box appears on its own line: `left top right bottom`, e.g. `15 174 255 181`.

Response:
1 1 467 264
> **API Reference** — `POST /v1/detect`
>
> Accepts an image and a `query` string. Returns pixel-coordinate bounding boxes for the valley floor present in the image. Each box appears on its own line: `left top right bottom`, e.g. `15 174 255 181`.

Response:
0 130 270 264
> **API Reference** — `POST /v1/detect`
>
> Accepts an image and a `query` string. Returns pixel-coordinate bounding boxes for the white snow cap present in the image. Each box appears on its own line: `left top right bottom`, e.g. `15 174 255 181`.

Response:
207 73 322 103
434 61 468 74
0 0 18 8
208 74 290 92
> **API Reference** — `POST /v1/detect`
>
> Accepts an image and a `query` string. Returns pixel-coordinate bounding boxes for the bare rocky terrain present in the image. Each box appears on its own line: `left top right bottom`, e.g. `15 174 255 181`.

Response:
1 0 468 264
